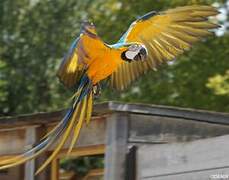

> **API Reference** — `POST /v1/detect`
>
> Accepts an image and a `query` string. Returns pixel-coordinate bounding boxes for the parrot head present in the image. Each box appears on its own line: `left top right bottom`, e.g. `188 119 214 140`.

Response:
121 43 148 62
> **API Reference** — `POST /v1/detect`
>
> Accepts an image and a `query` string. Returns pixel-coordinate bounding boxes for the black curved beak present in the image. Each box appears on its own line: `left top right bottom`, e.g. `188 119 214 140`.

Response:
134 48 147 61
140 48 147 58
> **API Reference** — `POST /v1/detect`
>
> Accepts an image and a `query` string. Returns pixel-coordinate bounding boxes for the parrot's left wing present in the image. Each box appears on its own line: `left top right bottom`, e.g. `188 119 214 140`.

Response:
57 36 86 88
57 22 104 89
110 5 220 90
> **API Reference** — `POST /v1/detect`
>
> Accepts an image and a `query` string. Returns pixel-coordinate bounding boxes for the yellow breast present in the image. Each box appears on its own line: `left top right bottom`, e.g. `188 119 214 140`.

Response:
86 48 123 84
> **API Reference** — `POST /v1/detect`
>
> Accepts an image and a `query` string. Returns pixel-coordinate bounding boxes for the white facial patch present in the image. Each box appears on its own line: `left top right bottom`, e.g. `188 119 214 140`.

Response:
125 49 141 60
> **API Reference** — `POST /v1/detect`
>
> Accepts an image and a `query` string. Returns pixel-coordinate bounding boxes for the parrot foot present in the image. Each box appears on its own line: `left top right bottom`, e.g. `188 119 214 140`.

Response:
92 83 101 98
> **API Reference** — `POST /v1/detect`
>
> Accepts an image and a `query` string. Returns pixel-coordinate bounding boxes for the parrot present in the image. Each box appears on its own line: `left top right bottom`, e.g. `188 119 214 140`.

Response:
0 5 220 174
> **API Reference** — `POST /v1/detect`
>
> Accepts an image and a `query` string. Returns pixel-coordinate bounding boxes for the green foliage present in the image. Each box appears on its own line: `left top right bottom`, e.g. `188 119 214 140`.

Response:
60 155 104 176
207 70 229 95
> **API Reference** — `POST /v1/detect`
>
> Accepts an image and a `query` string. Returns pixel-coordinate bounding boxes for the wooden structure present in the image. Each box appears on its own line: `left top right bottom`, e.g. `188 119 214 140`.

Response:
0 102 228 180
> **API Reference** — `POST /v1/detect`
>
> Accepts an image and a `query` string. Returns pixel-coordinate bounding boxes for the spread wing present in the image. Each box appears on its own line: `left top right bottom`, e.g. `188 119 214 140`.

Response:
109 5 220 90
57 22 103 88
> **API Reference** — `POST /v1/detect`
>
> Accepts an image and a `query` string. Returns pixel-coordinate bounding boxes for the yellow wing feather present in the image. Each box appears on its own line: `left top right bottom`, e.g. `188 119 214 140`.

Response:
110 5 220 90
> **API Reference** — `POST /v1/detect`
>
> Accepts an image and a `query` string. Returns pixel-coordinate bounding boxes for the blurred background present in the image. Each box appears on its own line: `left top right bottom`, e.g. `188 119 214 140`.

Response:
0 0 229 116
0 0 229 178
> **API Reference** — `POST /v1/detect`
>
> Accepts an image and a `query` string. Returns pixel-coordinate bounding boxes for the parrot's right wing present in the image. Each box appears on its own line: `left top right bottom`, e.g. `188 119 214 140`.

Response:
109 5 220 91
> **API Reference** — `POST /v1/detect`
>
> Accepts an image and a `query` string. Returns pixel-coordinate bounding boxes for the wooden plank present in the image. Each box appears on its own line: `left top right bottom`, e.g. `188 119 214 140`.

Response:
137 134 229 179
107 102 229 125
57 144 105 158
141 167 229 180
0 102 228 130
0 116 106 155
104 113 129 180
129 114 229 143
51 158 59 180
0 165 24 180
0 129 26 155
0 111 106 130
0 111 64 129
48 116 106 151
24 127 36 180
35 127 52 180
83 169 104 180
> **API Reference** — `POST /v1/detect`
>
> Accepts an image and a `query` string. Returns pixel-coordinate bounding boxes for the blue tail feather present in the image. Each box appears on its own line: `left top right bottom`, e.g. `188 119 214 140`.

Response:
24 75 92 157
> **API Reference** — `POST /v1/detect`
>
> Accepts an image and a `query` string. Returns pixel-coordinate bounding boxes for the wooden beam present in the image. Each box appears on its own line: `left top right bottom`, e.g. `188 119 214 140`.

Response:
129 114 229 143
83 169 104 180
24 127 36 180
51 158 59 180
53 145 104 180
0 111 64 129
57 144 105 158
0 102 228 130
0 129 26 155
107 102 229 125
0 109 107 130
104 112 129 180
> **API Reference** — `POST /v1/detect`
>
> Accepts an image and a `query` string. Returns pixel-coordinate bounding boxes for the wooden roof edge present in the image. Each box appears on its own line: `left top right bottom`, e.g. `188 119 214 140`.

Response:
0 109 65 127
106 102 229 125
0 101 228 127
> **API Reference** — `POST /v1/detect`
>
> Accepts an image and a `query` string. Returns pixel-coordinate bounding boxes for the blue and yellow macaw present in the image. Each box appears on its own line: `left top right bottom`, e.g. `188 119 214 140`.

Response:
0 5 219 174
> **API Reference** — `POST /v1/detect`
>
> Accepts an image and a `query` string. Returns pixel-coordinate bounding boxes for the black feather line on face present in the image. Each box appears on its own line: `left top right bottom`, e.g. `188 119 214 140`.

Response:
121 51 132 62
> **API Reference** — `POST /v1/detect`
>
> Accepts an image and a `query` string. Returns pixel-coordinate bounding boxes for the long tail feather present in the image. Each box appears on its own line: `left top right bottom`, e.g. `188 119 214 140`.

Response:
86 90 93 125
41 108 74 140
35 104 81 175
0 109 73 169
0 75 94 175
67 97 87 155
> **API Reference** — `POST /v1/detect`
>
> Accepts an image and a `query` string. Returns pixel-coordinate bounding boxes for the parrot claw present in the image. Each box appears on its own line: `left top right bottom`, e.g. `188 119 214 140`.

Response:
93 83 101 98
